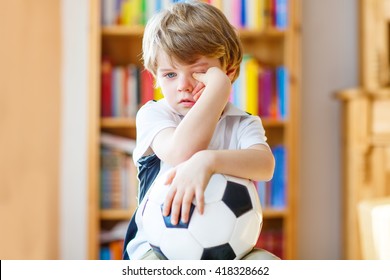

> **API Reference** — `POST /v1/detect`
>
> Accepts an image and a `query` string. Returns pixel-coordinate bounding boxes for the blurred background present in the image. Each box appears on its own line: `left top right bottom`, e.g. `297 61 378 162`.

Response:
3 0 387 260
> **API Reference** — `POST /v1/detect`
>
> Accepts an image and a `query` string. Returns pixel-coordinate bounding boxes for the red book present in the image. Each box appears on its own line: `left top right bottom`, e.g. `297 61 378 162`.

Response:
140 70 155 105
101 57 112 117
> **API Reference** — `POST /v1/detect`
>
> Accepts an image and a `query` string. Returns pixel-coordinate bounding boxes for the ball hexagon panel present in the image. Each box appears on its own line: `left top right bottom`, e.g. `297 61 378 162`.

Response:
246 180 263 214
162 203 196 229
222 181 253 218
201 243 236 260
200 174 228 204
142 199 166 246
229 209 262 259
188 201 236 248
159 228 204 260
147 177 170 206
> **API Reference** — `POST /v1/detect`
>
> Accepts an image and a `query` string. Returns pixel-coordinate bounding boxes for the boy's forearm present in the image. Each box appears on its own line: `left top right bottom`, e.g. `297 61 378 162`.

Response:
163 70 231 164
198 145 275 182
170 87 229 160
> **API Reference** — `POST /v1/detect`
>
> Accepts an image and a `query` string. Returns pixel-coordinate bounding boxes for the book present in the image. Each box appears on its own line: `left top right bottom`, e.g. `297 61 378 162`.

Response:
101 57 112 117
140 69 155 105
100 133 136 154
245 57 259 115
276 66 288 119
270 145 286 208
275 0 288 30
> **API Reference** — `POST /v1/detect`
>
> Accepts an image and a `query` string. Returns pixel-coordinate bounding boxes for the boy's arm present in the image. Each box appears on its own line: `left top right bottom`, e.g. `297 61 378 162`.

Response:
151 67 231 166
163 144 275 225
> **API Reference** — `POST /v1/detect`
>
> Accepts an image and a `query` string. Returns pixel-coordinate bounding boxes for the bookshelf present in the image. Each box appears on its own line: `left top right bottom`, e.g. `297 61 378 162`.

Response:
87 0 301 260
336 0 390 259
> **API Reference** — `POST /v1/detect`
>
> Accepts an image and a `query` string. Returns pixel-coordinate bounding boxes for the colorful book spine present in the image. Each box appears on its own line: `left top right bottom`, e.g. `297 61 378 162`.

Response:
276 66 288 119
245 57 259 115
101 0 289 29
256 228 284 259
270 145 286 208
101 58 112 117
101 61 146 117
230 55 288 121
100 147 138 210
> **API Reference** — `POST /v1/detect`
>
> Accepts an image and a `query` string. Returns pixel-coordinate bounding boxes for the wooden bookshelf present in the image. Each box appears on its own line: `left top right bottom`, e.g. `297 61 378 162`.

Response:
87 0 301 260
336 0 390 259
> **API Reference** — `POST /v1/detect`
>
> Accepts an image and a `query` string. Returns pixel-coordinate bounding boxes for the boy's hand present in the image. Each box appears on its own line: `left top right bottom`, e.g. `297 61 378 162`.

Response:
162 151 213 225
192 67 232 101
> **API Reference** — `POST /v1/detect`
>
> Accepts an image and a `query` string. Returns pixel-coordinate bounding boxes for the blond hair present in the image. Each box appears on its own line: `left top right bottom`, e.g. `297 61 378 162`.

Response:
142 1 243 82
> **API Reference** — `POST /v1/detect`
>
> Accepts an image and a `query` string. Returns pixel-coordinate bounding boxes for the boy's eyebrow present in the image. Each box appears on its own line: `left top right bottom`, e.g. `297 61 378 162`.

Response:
158 62 209 72
158 68 174 72
190 62 209 68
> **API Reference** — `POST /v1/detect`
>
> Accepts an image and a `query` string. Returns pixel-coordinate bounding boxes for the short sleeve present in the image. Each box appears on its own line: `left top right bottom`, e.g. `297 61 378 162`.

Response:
236 115 269 149
133 100 180 163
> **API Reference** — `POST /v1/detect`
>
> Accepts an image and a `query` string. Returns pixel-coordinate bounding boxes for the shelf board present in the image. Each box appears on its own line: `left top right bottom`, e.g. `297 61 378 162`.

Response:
100 209 134 220
99 207 287 221
239 28 286 39
102 25 285 39
101 117 285 128
101 117 136 128
261 118 287 127
102 25 144 36
262 208 287 218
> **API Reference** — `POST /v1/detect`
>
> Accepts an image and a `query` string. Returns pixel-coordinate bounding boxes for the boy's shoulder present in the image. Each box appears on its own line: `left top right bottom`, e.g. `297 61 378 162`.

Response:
138 99 168 115
137 98 182 123
223 102 254 118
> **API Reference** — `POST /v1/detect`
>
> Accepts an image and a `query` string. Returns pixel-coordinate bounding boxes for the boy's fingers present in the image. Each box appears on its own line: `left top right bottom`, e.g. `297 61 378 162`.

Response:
192 81 205 94
192 72 206 83
193 88 204 101
163 187 176 216
195 188 205 215
170 192 183 225
164 168 176 185
181 190 195 223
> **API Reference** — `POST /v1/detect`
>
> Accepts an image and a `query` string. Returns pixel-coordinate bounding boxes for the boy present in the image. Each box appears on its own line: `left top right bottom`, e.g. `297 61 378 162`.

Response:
123 0 277 260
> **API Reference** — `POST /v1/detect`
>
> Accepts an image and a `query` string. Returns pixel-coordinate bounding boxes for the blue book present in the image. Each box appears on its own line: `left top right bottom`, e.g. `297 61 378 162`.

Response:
276 66 288 119
240 0 246 27
100 246 111 260
276 0 288 29
271 145 286 208
256 181 267 207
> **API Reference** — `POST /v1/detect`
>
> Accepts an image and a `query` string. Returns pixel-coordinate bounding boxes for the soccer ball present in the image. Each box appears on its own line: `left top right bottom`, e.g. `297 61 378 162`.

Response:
141 171 263 260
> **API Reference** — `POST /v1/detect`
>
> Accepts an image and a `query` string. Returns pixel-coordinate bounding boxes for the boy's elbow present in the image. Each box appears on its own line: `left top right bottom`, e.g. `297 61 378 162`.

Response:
163 146 199 166
259 152 275 182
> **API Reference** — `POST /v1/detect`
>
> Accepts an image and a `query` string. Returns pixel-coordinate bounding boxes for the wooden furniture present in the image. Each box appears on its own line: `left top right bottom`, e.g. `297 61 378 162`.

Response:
0 0 61 259
337 0 390 259
87 0 301 260
358 196 390 259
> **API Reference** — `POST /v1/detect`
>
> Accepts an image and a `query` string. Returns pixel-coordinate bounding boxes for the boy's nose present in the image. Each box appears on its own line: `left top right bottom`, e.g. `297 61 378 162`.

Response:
177 76 194 93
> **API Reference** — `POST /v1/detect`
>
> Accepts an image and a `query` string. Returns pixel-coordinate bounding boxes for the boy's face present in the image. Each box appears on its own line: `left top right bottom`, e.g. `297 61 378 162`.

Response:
156 51 222 116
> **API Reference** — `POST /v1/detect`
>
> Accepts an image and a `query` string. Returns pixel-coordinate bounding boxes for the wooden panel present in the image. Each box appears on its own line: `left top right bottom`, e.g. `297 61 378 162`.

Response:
0 0 61 259
372 99 390 135
360 0 390 88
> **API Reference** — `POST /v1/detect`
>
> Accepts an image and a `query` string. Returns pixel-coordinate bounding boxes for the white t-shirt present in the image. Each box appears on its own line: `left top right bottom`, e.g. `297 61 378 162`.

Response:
126 98 269 259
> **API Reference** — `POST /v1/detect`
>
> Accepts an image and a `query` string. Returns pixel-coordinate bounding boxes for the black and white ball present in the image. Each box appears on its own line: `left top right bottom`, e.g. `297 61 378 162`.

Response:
141 172 263 260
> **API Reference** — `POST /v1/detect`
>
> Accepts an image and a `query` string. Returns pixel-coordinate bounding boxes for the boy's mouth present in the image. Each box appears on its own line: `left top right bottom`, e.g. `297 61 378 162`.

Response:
180 99 195 107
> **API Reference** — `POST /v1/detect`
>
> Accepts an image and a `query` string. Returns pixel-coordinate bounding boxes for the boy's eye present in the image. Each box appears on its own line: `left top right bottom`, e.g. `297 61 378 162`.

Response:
164 72 176 78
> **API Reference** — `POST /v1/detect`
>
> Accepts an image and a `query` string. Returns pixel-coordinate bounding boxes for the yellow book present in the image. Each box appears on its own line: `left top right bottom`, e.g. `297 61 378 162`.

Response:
245 58 259 116
154 86 163 101
258 0 266 31
210 0 222 10
120 0 132 25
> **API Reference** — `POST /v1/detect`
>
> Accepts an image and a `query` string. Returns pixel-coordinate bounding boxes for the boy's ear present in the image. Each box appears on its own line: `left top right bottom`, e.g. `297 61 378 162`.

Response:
226 66 237 82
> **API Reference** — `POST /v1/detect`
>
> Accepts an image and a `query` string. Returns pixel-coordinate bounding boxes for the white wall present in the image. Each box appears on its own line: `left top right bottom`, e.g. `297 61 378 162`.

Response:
299 0 358 259
60 0 89 259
